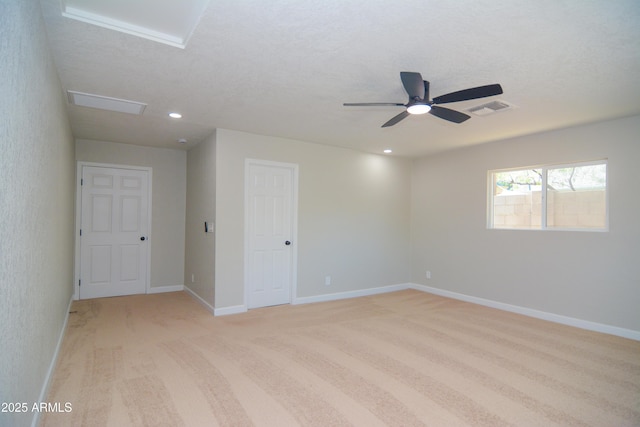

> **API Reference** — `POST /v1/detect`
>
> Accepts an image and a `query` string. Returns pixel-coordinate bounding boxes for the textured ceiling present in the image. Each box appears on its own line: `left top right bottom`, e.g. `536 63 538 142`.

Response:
39 0 640 157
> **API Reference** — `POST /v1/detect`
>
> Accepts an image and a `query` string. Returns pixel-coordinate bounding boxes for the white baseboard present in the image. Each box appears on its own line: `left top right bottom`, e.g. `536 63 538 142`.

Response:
293 283 409 306
211 284 408 315
183 286 247 316
31 295 74 427
183 286 217 315
147 284 184 294
408 283 640 341
214 304 248 316
203 281 639 340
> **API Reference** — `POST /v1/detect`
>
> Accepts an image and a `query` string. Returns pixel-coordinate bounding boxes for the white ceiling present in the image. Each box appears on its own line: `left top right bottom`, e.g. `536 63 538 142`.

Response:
39 0 640 157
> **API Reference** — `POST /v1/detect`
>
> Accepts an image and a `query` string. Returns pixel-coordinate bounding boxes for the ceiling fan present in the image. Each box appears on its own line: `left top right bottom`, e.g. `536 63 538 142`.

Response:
344 72 503 127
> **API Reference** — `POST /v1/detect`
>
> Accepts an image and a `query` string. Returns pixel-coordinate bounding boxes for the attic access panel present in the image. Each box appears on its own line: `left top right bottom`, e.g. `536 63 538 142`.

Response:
61 0 211 48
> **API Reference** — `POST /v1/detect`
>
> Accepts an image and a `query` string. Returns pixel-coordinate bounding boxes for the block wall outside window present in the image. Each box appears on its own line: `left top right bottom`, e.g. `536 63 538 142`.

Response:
488 161 607 231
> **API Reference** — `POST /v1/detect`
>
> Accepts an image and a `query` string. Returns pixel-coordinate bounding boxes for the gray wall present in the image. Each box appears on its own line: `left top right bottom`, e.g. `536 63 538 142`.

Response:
214 129 412 308
184 132 217 306
411 115 640 331
0 1 75 426
76 139 187 290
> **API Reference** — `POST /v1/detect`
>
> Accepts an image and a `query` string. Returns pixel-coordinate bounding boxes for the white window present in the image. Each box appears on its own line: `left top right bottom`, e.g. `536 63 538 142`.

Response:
488 160 608 231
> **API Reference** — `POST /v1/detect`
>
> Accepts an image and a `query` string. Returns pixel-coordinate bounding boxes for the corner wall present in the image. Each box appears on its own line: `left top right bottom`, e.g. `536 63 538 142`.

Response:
0 1 75 425
184 132 217 307
411 115 640 331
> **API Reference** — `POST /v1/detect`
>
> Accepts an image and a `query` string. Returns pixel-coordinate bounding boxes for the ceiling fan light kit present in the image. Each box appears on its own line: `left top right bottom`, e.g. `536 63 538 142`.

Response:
344 71 503 127
407 104 431 115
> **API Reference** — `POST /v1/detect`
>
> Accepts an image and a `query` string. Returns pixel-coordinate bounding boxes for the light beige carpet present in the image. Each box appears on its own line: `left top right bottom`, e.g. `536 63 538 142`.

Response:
42 290 639 426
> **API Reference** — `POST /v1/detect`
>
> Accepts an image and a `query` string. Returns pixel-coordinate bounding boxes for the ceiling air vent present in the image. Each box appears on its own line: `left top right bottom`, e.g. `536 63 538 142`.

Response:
67 91 146 115
467 100 513 116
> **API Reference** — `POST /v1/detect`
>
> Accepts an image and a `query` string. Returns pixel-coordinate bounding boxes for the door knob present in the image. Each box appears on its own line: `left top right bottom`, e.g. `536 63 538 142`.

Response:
285 240 291 245
140 236 146 241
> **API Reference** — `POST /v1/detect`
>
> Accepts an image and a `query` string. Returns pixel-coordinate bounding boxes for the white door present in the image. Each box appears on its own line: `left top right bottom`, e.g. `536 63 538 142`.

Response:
79 165 150 299
245 160 297 309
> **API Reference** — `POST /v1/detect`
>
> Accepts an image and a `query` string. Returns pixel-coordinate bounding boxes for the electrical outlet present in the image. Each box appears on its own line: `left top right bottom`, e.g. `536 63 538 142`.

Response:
191 273 195 283
426 271 431 279
325 276 331 286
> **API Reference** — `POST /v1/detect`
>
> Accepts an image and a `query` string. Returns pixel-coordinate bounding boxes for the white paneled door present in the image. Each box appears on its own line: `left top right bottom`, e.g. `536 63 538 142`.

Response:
246 160 298 309
79 165 150 299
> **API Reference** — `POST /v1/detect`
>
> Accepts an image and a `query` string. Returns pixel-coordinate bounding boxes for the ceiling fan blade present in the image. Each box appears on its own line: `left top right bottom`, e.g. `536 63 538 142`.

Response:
400 72 425 100
343 102 405 107
382 110 410 127
429 106 471 123
432 84 503 104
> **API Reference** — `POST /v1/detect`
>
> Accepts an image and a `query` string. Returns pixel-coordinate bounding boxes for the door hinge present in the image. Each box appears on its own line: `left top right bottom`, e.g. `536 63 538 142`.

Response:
81 178 83 186
79 229 82 236
78 279 81 287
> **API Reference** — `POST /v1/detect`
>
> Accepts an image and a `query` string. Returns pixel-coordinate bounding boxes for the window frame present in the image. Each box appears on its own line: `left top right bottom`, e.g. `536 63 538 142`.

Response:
487 159 608 232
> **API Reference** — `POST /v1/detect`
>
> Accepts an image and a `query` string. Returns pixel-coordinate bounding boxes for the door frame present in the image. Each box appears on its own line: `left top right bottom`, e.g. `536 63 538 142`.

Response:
74 161 153 300
243 158 299 309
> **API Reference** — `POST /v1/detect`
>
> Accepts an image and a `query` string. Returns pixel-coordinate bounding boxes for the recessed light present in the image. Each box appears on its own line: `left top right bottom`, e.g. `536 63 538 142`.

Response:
383 149 393 154
178 138 187 144
169 112 182 119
